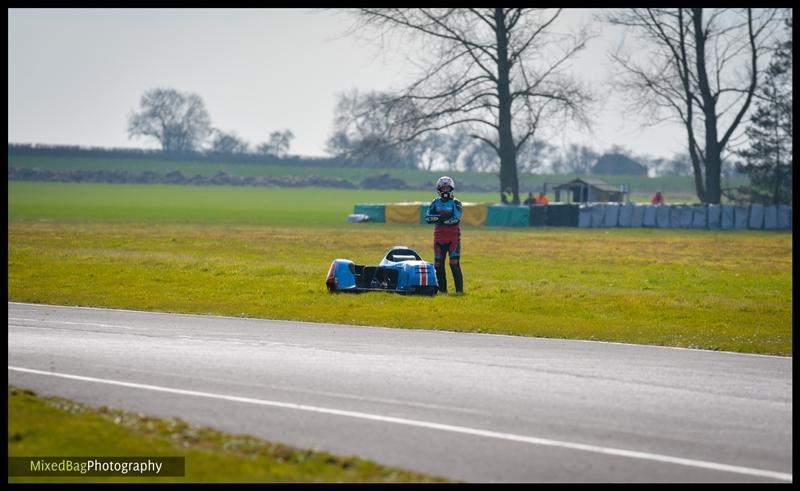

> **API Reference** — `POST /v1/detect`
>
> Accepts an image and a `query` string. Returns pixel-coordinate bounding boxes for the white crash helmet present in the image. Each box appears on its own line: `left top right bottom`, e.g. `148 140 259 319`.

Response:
436 176 455 193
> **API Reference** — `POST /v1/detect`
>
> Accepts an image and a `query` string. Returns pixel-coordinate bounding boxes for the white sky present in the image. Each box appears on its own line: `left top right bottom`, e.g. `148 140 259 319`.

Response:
8 8 688 160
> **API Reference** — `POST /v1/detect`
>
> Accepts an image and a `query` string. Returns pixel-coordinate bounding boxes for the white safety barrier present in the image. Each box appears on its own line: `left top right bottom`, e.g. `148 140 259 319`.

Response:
691 205 707 229
591 204 606 228
578 205 592 228
605 204 620 227
618 203 634 227
707 204 721 229
749 204 764 230
680 205 693 228
643 205 657 227
778 205 792 230
721 205 735 229
734 206 749 229
763 206 778 230
561 203 788 231
657 205 671 228
669 205 682 228
630 204 645 228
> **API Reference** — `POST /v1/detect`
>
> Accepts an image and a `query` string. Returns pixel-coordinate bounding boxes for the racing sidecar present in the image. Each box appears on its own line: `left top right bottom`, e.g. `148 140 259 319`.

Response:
325 246 438 296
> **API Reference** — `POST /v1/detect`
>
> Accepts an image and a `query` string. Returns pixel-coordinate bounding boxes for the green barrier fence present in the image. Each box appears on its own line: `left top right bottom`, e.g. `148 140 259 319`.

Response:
353 203 385 223
486 204 530 227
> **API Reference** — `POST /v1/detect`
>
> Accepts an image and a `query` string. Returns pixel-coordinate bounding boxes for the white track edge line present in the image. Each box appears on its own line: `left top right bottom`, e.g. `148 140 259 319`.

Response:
7 365 792 482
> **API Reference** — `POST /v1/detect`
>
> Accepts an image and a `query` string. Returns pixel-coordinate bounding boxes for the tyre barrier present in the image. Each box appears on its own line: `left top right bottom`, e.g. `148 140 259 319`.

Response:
353 203 791 230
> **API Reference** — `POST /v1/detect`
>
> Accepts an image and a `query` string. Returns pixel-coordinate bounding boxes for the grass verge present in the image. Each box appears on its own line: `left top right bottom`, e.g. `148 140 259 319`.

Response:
7 386 447 483
8 220 792 355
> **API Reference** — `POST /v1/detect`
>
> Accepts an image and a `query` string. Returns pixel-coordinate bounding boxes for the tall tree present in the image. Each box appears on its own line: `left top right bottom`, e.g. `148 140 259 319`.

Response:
127 88 212 152
257 129 295 157
349 9 594 203
733 18 792 205
210 129 250 155
606 8 784 203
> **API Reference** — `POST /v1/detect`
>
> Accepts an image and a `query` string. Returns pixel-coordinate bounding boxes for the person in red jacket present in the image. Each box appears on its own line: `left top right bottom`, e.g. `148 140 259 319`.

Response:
651 191 665 204
425 176 463 294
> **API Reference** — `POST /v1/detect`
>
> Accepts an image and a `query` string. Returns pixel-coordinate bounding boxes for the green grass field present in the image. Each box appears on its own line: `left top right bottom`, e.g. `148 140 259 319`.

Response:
8 181 792 355
8 386 446 483
7 181 497 225
9 153 748 199
7 180 792 482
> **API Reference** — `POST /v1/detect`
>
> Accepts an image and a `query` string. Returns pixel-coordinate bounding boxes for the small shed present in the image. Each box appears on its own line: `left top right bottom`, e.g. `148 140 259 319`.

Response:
553 178 627 203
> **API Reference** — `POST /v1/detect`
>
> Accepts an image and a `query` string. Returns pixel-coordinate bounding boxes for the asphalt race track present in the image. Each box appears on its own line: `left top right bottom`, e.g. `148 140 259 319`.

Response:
8 302 792 483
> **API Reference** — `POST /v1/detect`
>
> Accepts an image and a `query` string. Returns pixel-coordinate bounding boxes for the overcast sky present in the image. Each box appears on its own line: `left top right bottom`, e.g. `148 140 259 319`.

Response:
9 8 689 160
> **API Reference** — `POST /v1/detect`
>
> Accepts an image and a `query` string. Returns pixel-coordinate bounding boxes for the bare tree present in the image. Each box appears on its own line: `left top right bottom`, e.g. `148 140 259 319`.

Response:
127 88 212 152
210 129 250 155
257 129 295 157
347 8 594 203
551 143 597 175
415 132 446 171
605 8 784 203
325 89 422 168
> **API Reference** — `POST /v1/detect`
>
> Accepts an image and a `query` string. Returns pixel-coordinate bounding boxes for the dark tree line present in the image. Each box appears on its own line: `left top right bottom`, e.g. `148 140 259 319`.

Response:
7 143 349 168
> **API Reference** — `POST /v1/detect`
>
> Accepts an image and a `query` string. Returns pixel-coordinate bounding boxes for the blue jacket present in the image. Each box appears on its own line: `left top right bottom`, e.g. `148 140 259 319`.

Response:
428 197 462 241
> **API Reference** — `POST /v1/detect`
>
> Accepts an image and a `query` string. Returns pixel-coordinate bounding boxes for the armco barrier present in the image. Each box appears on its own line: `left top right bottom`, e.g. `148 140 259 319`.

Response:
749 204 764 230
721 205 734 229
656 205 671 228
763 205 778 230
353 203 385 223
669 205 682 228
460 202 488 226
529 204 547 226
734 206 749 229
591 204 606 228
353 202 791 230
604 204 620 227
692 204 708 229
680 205 693 228
578 205 592 228
618 203 634 227
385 202 425 224
546 203 579 227
708 204 721 229
486 204 530 227
631 204 645 227
643 205 657 227
778 205 792 230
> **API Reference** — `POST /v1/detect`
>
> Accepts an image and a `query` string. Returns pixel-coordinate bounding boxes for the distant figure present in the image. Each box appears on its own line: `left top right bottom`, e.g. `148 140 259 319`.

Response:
523 192 536 206
537 192 549 205
651 191 665 205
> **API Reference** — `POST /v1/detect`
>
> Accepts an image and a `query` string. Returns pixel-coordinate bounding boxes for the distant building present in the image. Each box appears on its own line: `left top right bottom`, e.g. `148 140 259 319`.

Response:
592 153 648 176
553 178 628 203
